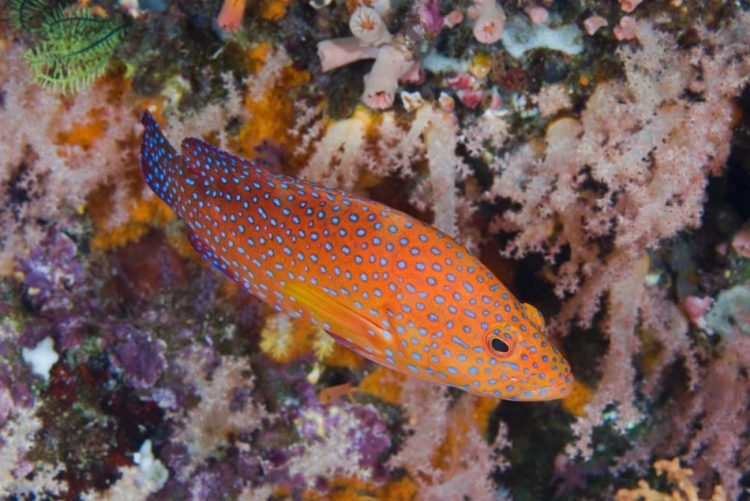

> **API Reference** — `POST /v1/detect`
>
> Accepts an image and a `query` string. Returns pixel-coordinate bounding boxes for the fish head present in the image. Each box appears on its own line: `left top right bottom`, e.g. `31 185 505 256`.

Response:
466 303 574 400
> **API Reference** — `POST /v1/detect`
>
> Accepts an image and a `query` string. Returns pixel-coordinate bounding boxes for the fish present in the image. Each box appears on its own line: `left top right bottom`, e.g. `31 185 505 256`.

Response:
139 110 574 400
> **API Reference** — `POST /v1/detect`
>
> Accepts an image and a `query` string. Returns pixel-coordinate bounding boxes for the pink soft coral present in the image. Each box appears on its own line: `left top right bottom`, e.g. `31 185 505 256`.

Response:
485 19 750 475
361 45 418 109
317 0 451 109
468 0 506 44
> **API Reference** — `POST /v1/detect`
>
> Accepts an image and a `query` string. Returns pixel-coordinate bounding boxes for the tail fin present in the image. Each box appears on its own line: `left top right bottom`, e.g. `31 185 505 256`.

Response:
140 111 184 205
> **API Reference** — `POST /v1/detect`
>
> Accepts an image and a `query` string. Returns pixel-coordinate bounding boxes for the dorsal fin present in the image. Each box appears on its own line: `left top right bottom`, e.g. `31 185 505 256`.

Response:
181 138 256 178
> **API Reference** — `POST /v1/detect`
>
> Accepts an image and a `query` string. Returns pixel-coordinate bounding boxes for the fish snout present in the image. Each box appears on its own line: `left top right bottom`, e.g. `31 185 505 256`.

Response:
532 371 575 401
505 369 575 401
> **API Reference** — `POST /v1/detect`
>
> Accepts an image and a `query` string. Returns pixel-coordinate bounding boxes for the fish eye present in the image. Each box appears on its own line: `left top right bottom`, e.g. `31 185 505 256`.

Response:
484 327 514 358
491 337 510 353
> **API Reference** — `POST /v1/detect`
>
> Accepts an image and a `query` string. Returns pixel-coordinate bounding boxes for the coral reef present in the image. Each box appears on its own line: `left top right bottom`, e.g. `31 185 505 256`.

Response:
1 0 749 499
615 458 727 501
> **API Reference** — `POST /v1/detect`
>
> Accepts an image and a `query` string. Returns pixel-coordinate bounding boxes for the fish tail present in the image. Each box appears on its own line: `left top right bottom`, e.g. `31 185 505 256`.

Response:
140 110 185 206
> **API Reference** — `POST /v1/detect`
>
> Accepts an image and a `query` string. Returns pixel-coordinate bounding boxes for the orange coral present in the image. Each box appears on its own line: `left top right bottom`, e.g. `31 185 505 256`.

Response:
301 475 419 501
243 43 271 73
88 178 175 251
261 0 292 21
377 477 419 501
231 43 310 160
433 426 464 475
467 395 499 435
431 407 485 478
323 342 366 369
358 368 406 404
83 98 193 253
561 380 593 417
55 72 134 150
54 107 108 150
75 103 175 251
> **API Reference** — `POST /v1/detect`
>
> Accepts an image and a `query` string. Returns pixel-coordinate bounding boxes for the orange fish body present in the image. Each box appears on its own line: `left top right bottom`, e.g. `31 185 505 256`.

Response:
140 111 574 400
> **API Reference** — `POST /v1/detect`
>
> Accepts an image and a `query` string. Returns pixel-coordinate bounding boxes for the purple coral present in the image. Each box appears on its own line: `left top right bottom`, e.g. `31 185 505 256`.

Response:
346 404 391 481
16 228 92 350
109 325 167 389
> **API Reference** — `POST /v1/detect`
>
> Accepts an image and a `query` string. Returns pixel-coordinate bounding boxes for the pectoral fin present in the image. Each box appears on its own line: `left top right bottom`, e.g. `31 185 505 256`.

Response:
285 282 394 359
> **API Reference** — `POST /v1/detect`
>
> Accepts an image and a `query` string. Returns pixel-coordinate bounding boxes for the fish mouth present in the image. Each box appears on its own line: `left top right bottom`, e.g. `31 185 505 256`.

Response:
542 372 575 400
512 371 575 401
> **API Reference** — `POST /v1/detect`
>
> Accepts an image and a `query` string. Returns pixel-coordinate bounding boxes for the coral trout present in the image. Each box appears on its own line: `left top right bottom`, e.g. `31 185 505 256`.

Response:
139 111 574 400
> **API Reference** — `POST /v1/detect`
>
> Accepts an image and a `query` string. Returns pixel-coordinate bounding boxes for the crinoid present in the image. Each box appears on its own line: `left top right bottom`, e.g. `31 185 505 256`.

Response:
13 0 129 94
